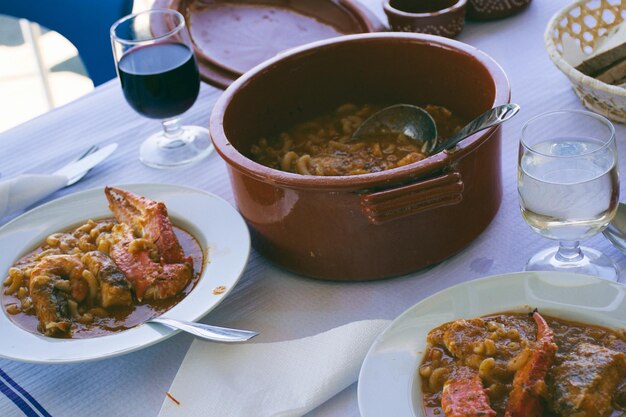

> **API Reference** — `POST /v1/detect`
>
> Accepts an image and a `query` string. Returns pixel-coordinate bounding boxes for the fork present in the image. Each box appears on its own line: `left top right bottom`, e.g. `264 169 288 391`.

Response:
65 144 99 186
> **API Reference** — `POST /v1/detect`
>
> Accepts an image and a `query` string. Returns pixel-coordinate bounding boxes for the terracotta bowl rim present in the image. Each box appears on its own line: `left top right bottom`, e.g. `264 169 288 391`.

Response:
209 32 510 190
383 0 468 18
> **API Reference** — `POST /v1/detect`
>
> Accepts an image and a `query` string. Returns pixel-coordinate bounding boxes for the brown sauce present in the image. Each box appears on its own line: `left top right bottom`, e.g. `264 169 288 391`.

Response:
420 312 626 417
2 222 203 339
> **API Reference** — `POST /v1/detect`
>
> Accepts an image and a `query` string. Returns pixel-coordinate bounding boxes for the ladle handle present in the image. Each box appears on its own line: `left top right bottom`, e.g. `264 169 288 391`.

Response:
432 104 520 154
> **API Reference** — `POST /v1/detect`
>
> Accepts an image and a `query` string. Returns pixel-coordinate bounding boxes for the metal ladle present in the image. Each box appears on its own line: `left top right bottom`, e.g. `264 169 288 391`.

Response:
351 103 521 154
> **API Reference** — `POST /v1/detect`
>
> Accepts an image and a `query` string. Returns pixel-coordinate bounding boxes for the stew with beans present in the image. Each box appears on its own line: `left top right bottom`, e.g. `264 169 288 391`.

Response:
2 187 204 339
2 220 203 339
250 103 465 176
420 312 626 417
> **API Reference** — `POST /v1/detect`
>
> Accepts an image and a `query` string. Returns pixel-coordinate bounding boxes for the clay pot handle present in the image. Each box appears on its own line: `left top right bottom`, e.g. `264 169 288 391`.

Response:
360 170 464 225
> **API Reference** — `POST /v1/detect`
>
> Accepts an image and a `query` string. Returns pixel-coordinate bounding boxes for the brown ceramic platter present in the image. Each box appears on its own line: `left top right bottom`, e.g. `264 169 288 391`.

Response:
156 0 385 88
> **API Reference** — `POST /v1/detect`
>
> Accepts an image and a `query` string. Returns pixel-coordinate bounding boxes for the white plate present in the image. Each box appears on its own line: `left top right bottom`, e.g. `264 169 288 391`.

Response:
0 183 250 363
357 271 626 417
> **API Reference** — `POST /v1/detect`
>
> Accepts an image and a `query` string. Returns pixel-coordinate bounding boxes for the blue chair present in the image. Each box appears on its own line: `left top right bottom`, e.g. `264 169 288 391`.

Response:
1 0 134 86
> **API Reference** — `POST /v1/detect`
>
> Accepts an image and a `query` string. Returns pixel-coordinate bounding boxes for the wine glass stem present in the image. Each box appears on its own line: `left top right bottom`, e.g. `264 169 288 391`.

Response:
555 240 584 263
160 117 185 148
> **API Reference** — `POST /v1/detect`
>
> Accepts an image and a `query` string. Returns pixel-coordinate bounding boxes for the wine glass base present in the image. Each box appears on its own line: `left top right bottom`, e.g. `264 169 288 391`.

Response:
139 125 213 169
524 245 619 281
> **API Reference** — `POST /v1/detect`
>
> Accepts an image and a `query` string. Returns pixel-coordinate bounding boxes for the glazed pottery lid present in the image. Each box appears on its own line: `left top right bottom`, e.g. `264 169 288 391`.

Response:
158 0 384 88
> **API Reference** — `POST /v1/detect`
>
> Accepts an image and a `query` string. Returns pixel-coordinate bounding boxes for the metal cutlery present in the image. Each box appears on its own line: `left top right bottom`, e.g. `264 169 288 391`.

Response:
54 143 118 185
0 143 118 221
63 144 99 185
147 317 259 343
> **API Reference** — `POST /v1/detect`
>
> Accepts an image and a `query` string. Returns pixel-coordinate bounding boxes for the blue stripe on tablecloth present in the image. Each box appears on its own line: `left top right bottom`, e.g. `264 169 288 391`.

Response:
0 378 39 417
0 368 50 417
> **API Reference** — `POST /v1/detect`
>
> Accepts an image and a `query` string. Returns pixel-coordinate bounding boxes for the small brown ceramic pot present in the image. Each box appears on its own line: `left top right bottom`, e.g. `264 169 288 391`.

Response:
466 0 531 20
210 33 510 281
384 0 467 38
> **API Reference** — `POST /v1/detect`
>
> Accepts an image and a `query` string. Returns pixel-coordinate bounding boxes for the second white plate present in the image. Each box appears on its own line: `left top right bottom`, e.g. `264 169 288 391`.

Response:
357 271 626 417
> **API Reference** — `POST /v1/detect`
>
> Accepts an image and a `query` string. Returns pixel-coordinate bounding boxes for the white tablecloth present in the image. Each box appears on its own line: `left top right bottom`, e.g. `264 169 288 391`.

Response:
1 0 626 416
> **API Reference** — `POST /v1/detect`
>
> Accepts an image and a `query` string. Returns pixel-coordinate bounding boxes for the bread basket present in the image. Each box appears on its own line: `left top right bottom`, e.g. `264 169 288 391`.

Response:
545 0 626 123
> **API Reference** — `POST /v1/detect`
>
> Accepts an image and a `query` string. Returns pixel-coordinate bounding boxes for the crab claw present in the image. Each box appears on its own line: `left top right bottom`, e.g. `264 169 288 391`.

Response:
104 186 189 264
504 312 557 417
441 366 496 417
104 187 193 301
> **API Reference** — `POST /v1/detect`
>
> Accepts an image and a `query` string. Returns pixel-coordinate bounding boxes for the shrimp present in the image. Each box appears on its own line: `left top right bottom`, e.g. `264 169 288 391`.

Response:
29 255 84 336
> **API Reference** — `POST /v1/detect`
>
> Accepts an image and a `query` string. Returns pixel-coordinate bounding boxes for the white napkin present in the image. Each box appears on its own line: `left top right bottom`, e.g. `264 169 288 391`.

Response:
158 319 390 417
0 174 67 220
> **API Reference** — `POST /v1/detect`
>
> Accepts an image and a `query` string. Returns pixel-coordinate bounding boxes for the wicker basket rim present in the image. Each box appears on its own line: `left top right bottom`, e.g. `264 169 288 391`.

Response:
544 0 626 98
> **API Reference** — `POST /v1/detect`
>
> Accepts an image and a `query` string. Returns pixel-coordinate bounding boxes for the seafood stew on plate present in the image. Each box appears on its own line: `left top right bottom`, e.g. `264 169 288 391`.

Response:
0 183 249 363
421 311 626 417
2 187 203 338
357 272 626 417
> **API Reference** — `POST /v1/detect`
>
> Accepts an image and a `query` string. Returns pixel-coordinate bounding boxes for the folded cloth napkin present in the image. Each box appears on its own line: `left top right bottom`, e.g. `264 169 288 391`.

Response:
158 319 390 417
0 174 67 220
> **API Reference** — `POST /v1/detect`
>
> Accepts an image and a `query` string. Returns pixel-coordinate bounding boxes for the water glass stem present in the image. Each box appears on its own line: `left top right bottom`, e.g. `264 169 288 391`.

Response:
555 240 583 263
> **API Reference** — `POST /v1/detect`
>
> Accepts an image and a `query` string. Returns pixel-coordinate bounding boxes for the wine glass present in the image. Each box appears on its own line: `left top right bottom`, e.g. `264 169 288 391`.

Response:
110 9 213 168
518 110 620 280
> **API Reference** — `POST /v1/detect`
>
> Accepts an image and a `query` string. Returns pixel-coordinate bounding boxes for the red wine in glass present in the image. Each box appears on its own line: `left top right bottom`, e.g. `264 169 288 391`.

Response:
111 9 213 168
118 43 199 120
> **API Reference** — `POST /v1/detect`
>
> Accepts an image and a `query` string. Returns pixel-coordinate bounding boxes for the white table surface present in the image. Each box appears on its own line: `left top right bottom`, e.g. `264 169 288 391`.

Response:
2 0 626 416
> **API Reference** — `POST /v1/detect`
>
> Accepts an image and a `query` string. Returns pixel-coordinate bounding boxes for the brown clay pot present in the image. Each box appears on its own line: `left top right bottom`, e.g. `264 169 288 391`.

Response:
384 0 467 38
210 33 510 281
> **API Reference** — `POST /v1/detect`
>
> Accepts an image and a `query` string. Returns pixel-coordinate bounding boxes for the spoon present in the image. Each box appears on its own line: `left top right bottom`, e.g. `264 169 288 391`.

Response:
147 317 259 343
351 104 438 152
603 203 626 254
351 103 520 155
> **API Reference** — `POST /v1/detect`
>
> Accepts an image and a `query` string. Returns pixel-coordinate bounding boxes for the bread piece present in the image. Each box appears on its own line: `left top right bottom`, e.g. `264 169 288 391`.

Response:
576 21 626 76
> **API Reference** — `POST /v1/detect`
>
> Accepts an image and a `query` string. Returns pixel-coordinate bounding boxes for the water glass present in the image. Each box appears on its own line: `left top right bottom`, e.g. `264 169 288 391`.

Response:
518 110 619 280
